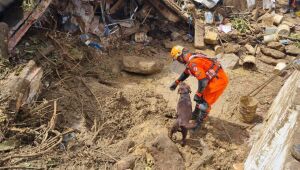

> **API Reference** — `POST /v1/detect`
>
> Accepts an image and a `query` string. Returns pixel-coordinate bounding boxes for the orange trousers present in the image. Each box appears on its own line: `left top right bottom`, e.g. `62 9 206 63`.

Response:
202 69 228 107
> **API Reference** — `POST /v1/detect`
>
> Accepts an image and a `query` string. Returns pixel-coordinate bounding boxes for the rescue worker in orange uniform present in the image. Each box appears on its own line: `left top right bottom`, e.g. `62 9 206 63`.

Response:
169 45 229 130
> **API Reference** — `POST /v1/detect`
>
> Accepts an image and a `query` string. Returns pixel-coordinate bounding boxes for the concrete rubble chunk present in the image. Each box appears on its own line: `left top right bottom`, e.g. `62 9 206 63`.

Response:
216 53 239 69
261 47 286 59
204 27 219 45
122 55 163 75
285 45 300 55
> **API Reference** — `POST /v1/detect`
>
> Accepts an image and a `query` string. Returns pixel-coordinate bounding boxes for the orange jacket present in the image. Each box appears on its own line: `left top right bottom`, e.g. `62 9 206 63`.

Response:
183 53 229 106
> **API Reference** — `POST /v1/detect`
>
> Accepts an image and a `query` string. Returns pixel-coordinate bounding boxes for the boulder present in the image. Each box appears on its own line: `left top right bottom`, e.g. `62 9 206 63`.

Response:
261 47 285 59
122 55 163 75
285 45 300 55
216 53 239 69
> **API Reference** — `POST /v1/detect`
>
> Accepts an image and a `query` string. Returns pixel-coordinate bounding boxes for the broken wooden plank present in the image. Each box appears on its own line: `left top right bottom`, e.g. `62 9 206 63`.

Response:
146 0 180 23
8 0 53 51
244 71 300 170
194 19 205 49
161 0 190 23
109 0 125 14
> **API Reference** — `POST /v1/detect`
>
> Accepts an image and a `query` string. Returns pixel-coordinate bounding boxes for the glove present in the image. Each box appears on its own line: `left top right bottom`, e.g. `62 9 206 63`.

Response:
193 92 203 103
169 80 180 91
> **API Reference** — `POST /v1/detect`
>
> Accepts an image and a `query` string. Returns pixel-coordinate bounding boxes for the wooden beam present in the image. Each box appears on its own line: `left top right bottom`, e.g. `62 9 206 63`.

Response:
244 71 300 170
146 0 180 23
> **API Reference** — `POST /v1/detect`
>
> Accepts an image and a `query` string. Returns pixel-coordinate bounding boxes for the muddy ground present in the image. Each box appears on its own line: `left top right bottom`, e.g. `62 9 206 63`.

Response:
0 25 287 170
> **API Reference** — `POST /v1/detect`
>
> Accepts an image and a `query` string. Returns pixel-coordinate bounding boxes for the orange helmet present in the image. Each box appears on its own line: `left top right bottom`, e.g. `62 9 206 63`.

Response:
170 45 184 60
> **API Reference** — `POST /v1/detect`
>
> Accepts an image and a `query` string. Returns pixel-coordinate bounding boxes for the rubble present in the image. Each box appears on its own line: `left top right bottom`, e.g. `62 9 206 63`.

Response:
244 44 255 55
122 55 163 75
204 27 218 45
267 42 284 51
224 43 240 54
261 47 286 59
259 55 288 66
241 55 256 69
194 19 205 49
216 53 239 69
285 45 300 55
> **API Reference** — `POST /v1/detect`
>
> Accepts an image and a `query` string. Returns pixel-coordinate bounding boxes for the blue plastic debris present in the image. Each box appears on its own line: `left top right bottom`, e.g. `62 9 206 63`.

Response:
80 34 103 50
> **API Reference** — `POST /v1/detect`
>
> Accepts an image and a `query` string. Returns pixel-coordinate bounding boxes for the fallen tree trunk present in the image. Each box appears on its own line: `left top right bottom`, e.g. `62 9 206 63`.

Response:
244 70 300 170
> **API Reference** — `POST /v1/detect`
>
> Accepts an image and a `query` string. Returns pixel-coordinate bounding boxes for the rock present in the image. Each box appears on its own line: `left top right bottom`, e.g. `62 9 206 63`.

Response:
244 44 255 55
285 45 300 55
214 45 223 55
216 53 239 69
224 43 240 54
171 31 181 41
267 42 284 51
291 144 300 161
259 55 288 66
134 32 149 43
261 47 285 59
204 27 218 45
273 14 283 25
114 155 139 170
122 55 163 75
149 134 185 170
